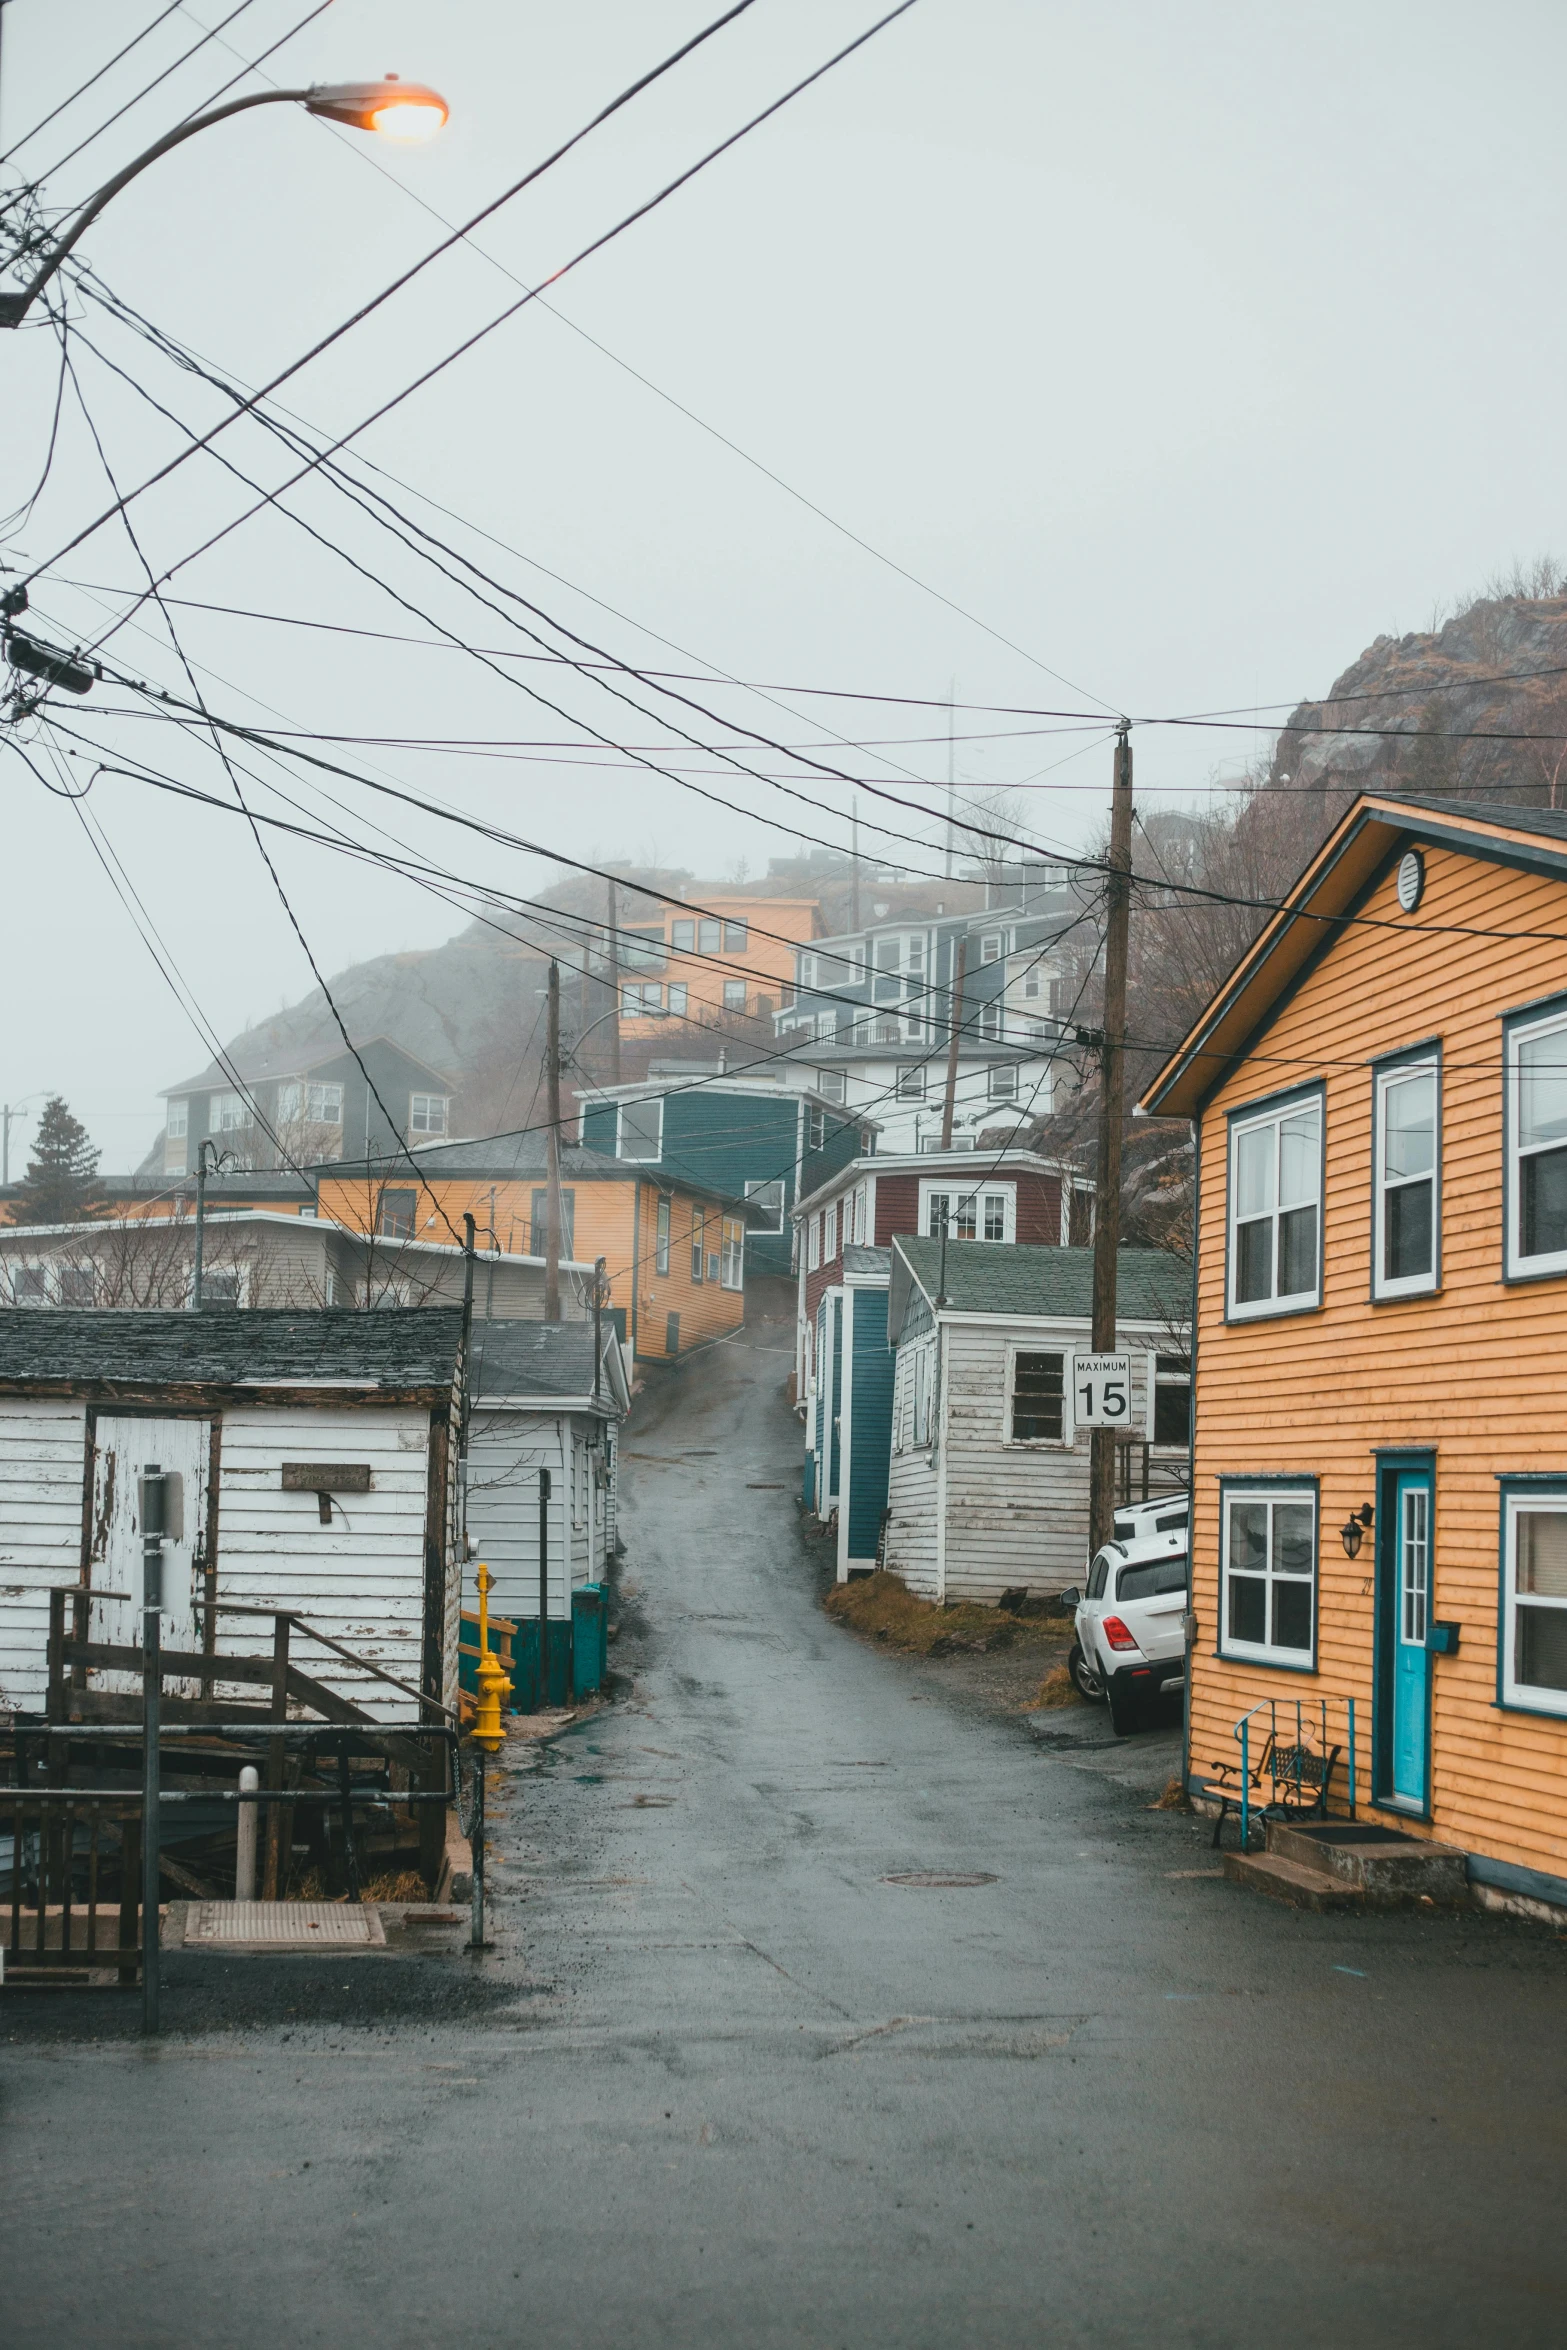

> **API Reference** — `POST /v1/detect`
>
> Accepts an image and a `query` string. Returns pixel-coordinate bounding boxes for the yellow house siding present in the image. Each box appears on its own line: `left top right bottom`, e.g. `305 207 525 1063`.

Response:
1190 838 1567 1887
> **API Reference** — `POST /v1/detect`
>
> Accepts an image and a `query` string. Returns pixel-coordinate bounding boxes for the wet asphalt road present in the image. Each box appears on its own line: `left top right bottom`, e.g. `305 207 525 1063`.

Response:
5 1320 1567 2348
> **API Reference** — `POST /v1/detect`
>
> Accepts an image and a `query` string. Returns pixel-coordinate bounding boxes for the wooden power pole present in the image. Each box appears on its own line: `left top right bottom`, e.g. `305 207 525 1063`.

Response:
545 960 563 1322
939 937 968 1149
1089 722 1134 1558
604 877 621 1085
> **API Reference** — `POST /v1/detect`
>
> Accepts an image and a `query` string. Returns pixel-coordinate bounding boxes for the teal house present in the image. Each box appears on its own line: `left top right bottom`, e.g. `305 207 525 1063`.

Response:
575 1063 872 1279
807 1246 895 1578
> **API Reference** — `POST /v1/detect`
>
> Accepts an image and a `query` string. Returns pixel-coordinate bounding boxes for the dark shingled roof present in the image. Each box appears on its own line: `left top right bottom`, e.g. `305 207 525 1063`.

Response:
470 1319 612 1402
893 1240 1187 1324
0 1307 465 1390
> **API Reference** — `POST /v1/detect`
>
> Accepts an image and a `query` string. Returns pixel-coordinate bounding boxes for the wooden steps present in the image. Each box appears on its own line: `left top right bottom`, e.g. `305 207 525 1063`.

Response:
1222 1849 1363 1911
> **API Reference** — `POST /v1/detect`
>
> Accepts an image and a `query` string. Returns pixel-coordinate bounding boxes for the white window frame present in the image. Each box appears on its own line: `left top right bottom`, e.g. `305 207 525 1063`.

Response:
980 932 1003 964
671 918 696 953
722 980 748 1012
744 1179 785 1232
724 920 749 953
896 1065 924 1101
987 1059 1016 1098
807 1107 826 1151
409 1092 447 1137
1501 1488 1567 1717
667 982 688 1017
210 1091 250 1133
980 1001 1002 1042
808 1214 821 1272
1226 1089 1324 1320
655 1195 671 1275
824 1202 838 1262
1372 1054 1439 1300
617 1097 664 1162
814 1068 845 1103
720 1217 745 1290
1506 1002 1567 1280
919 1178 1015 1244
165 1099 188 1139
1002 1340 1069 1447
1219 1484 1318 1668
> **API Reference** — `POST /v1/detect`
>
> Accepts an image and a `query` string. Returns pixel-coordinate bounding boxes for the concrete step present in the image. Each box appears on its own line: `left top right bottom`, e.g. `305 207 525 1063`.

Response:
1222 1849 1364 1912
1267 1820 1469 1905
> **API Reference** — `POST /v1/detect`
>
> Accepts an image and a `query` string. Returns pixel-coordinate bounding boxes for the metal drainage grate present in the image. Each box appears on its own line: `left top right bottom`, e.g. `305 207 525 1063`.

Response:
187 1902 386 1946
881 1871 999 1890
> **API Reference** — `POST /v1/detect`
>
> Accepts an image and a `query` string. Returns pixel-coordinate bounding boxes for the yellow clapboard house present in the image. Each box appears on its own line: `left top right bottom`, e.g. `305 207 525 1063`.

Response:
1143 791 1567 1917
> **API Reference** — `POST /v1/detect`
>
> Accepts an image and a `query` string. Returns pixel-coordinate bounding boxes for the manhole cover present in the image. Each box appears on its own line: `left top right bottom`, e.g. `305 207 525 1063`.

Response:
881 1871 998 1890
187 1902 386 1946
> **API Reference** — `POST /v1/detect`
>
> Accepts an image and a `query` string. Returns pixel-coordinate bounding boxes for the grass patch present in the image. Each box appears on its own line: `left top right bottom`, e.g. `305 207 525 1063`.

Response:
1027 1663 1082 1710
823 1569 1068 1656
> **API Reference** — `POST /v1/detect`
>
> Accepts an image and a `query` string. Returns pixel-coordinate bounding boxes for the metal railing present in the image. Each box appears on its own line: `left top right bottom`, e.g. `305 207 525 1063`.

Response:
1221 1694 1359 1851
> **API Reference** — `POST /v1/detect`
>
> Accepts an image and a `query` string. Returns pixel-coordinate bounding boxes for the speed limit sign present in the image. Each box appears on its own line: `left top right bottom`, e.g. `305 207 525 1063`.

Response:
1071 1352 1132 1429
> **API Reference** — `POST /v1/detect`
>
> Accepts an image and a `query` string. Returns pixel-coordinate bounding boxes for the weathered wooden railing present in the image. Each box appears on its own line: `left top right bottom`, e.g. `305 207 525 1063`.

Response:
4 1781 142 1984
46 1588 454 1895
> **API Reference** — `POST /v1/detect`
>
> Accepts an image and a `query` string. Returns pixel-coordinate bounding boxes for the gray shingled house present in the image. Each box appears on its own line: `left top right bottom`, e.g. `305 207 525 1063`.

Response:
0 1308 466 1724
882 1241 1190 1604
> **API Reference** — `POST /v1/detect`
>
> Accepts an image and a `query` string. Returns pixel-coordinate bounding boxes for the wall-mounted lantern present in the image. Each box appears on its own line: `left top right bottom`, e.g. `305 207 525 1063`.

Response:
1340 1503 1374 1560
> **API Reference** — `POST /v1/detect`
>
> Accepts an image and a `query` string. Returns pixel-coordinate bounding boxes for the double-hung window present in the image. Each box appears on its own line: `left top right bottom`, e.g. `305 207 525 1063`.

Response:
824 1202 838 1261
1373 1053 1439 1297
655 1196 671 1275
720 1217 745 1289
1228 1089 1323 1317
1220 1485 1317 1665
1500 1487 1567 1714
1008 1348 1065 1443
1507 999 1567 1277
692 1209 705 1281
744 1179 785 1232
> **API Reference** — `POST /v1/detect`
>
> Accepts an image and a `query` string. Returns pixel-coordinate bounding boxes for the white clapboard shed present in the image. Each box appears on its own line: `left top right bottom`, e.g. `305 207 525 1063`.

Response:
0 1307 466 1724
883 1241 1190 1605
464 1319 630 1639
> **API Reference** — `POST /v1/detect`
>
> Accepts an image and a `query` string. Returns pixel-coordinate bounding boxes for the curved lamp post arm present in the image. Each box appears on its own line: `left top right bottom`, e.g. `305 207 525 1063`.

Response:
0 76 446 326
2 89 311 325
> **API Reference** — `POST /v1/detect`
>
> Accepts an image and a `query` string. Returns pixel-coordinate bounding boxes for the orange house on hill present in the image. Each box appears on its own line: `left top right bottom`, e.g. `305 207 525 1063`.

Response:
1145 790 1567 1922
316 1130 756 1365
616 893 823 1036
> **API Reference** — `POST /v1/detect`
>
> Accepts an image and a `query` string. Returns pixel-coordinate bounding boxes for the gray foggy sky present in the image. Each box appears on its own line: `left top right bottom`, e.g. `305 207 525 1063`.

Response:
2 0 1563 1170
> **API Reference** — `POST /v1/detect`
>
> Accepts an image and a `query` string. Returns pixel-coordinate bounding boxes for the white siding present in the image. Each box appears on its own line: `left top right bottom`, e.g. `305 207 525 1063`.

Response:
465 1412 571 1629
0 1400 86 1711
213 1406 434 1721
883 1319 1183 1607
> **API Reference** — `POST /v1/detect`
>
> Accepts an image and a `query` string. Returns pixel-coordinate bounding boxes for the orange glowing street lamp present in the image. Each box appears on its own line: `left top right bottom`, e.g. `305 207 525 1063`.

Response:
0 74 450 327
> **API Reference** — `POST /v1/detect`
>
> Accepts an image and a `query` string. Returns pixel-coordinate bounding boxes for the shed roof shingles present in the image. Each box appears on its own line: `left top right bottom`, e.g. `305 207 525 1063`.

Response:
0 1306 465 1389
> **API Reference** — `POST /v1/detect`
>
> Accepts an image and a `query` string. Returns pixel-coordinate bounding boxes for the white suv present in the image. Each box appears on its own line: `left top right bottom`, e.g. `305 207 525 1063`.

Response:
1058 1526 1188 1734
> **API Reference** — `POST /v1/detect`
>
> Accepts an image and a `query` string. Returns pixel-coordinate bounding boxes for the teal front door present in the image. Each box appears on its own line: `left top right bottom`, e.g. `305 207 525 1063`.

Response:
1389 1469 1432 1808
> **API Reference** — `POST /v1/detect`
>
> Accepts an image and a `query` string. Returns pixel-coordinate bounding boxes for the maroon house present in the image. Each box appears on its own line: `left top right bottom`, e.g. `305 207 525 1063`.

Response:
789 1149 1091 1406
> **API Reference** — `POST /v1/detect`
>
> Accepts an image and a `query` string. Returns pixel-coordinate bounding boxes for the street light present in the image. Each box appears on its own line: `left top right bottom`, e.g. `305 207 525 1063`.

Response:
0 75 449 327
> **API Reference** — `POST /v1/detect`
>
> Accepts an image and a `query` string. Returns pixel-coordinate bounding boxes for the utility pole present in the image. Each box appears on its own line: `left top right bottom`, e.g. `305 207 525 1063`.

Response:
939 937 968 1150
850 797 861 930
140 1462 165 2036
2 1103 11 1187
1089 722 1135 1559
944 684 956 880
545 960 562 1322
604 877 621 1085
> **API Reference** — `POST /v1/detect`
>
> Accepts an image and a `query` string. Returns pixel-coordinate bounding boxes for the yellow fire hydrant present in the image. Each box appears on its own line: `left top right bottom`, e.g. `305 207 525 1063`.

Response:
473 1560 509 1753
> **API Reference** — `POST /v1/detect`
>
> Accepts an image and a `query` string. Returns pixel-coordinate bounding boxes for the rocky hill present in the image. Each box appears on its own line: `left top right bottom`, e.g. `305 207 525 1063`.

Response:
1276 577 1567 809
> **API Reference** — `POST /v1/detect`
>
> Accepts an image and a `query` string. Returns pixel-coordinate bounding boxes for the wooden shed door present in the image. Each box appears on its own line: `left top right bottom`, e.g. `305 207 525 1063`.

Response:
87 1416 214 1690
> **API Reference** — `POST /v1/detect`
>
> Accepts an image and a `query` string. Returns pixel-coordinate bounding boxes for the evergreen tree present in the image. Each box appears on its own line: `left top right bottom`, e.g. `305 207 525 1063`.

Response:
15 1096 102 1225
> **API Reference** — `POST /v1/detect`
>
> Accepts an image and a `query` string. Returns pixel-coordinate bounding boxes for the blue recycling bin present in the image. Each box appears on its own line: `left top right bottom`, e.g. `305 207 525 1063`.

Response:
572 1584 608 1697
511 1618 572 1712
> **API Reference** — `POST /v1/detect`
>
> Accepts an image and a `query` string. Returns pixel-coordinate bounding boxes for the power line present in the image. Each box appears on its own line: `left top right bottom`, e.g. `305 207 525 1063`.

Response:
0 0 185 167
21 0 772 585
34 0 264 184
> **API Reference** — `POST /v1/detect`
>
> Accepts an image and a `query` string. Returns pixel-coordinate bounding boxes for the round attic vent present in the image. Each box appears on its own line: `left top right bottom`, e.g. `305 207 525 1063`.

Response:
1396 848 1425 912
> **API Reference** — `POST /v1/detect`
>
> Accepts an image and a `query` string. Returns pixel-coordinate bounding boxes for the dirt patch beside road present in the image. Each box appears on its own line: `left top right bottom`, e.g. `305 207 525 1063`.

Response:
821 1566 1089 1721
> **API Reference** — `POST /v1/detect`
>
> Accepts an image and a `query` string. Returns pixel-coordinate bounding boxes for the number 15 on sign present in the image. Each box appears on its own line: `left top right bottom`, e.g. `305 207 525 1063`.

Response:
1072 1352 1131 1428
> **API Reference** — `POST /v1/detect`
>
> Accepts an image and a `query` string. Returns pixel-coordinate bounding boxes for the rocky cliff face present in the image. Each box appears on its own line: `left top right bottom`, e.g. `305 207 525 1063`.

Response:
1278 589 1567 808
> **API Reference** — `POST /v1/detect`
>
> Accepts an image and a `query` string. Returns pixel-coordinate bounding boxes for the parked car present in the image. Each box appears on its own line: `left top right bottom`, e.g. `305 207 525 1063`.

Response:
1058 1526 1188 1734
1111 1492 1189 1545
